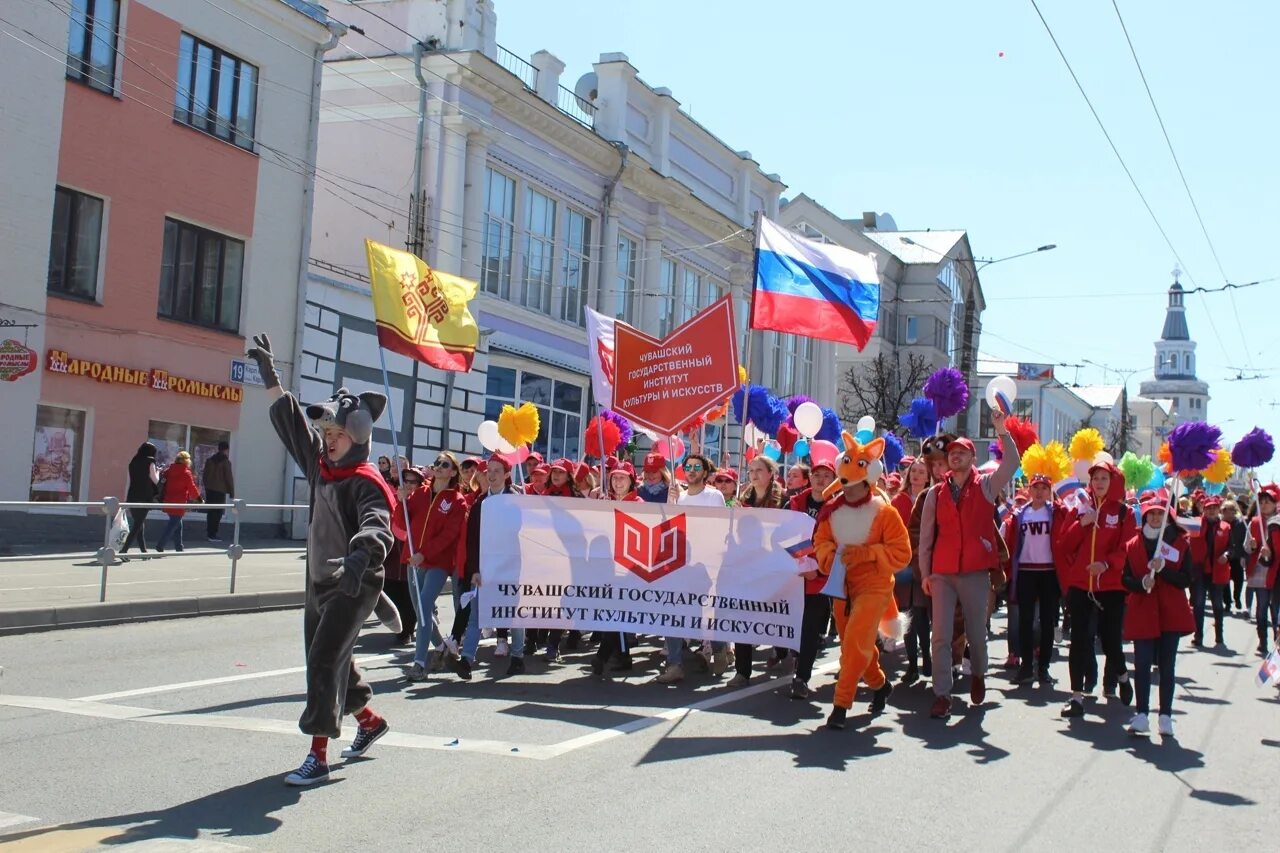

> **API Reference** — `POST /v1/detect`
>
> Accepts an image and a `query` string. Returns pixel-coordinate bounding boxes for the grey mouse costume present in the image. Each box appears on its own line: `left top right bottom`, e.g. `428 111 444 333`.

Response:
247 335 397 784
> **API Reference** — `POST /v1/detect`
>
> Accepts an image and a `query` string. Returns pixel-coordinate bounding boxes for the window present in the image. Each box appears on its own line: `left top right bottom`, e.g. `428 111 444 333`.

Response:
560 209 591 325
979 398 1033 439
880 305 897 343
904 315 919 345
521 190 556 314
149 420 231 491
794 335 814 395
614 235 639 324
481 168 515 299
66 0 119 94
174 34 257 150
657 258 677 337
1172 397 1179 409
30 406 87 501
158 218 244 333
676 267 702 325
47 187 104 301
484 365 584 460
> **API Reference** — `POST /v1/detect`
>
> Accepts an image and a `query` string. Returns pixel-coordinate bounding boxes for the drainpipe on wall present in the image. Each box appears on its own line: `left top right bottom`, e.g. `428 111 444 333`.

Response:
283 19 347 513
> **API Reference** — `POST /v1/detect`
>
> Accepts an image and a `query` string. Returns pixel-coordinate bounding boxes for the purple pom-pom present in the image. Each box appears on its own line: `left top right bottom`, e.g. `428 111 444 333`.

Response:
785 395 815 416
898 397 938 439
1232 427 1275 469
815 408 842 444
1168 420 1221 473
923 367 970 418
988 441 1003 461
882 432 906 469
600 409 632 448
732 385 789 436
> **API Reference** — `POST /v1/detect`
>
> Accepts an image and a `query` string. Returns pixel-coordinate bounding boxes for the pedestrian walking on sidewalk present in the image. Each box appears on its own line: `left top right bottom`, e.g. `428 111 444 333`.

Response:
120 442 159 555
202 441 235 542
155 452 201 553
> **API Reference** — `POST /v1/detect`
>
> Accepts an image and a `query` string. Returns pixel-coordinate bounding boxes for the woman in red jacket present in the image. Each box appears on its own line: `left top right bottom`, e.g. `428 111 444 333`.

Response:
404 452 468 682
1121 499 1194 737
156 451 202 553
1056 460 1135 718
591 462 644 677
891 456 931 685
785 459 838 699
536 458 583 660
1245 484 1280 655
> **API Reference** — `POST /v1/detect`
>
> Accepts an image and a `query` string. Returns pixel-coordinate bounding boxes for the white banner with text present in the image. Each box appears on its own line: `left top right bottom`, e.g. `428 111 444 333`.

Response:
477 496 813 649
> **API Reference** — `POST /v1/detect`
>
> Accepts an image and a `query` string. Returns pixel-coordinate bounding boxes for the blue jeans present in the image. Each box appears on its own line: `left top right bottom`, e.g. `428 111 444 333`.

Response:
156 516 184 551
462 586 525 661
412 567 450 666
1133 633 1179 715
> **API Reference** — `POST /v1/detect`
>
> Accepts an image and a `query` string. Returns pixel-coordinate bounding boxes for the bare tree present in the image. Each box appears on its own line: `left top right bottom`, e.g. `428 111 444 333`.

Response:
839 352 934 434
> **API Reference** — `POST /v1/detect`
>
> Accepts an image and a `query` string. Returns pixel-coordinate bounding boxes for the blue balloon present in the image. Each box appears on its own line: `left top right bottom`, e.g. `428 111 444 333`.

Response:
1204 481 1226 495
1144 468 1166 491
763 442 782 462
794 438 810 459
1014 466 1023 480
855 429 873 444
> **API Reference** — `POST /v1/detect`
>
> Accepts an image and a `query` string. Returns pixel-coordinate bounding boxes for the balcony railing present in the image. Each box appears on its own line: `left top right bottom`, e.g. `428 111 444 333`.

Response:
496 44 538 91
557 84 596 129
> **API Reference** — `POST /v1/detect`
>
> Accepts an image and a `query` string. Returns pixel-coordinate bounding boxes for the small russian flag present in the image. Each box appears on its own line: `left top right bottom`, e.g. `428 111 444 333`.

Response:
1257 650 1280 688
785 539 815 559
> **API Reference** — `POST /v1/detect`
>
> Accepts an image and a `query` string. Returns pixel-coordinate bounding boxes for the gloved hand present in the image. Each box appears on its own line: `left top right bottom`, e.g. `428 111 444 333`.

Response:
327 550 370 598
245 333 281 390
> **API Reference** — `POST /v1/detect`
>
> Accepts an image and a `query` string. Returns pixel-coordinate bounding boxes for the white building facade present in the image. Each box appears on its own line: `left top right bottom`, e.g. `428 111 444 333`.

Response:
1138 274 1211 424
303 0 828 470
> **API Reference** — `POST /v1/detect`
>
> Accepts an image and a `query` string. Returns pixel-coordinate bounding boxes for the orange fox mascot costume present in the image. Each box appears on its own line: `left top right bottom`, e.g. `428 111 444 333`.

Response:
814 431 912 729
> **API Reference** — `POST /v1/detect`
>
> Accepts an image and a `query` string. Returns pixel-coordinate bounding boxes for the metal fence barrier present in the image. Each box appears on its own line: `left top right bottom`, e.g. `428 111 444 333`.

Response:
0 499 309 603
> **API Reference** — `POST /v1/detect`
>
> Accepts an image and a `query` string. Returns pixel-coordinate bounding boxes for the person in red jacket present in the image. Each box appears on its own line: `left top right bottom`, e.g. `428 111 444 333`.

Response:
785 459 837 699
1056 460 1136 718
1000 475 1069 686
1121 499 1195 737
892 457 932 685
917 409 1021 720
155 451 202 553
591 462 645 677
1189 495 1232 648
1244 484 1280 655
536 458 583 660
404 451 468 682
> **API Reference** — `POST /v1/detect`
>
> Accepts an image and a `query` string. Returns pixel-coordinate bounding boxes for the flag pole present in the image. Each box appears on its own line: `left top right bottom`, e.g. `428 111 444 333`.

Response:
376 345 425 631
739 211 763 482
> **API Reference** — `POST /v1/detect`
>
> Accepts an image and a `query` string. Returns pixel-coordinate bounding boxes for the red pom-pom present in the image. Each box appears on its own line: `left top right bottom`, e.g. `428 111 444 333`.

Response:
1005 416 1038 455
584 416 621 458
776 423 799 454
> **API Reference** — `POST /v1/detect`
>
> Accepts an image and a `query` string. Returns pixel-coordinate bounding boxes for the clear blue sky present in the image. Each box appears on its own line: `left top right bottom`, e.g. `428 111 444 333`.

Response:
498 0 1279 474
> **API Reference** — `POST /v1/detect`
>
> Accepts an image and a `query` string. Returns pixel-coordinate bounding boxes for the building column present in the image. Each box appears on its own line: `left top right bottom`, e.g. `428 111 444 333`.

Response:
638 225 663 334
438 114 473 275
595 214 619 313
460 127 489 282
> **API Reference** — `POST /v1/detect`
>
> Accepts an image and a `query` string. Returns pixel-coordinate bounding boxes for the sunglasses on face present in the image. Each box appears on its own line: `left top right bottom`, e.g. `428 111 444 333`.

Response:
433 460 454 470
684 463 704 472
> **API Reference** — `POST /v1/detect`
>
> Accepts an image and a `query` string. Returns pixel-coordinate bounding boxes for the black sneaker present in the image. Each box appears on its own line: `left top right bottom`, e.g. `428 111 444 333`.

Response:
826 706 848 729
1119 678 1134 707
284 754 330 786
870 681 894 714
453 656 473 681
590 656 605 678
1060 698 1085 718
1102 684 1117 699
609 653 633 672
1015 665 1035 685
341 720 389 758
790 678 813 700
1037 668 1054 685
523 637 537 656
900 665 919 686
506 657 526 676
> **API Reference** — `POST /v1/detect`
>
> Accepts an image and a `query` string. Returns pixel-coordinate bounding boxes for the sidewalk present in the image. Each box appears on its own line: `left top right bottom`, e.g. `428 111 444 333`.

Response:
0 544 305 634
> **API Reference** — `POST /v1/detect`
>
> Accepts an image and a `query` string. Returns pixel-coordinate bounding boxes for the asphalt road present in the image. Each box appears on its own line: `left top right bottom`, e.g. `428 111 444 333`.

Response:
0 601 1275 852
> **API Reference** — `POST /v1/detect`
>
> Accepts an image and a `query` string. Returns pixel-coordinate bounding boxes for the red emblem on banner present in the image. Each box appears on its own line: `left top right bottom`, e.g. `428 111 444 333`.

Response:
0 339 38 382
611 295 739 436
614 510 688 582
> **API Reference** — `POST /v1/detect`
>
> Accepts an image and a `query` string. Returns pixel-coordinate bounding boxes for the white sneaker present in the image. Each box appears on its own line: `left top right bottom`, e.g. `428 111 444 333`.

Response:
655 663 684 684
482 628 495 639
442 636 460 658
1126 713 1150 735
495 639 510 657
1157 714 1174 736
711 648 730 676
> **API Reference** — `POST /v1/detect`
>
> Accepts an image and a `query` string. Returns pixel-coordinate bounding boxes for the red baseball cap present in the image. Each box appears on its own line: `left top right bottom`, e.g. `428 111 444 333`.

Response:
811 459 836 475
1200 495 1223 509
643 452 666 473
946 437 976 454
573 462 592 483
711 469 739 483
1029 474 1053 488
486 454 512 474
548 458 571 475
461 456 483 468
1140 498 1169 519
610 462 637 480
531 464 550 477
527 451 545 465
1261 484 1280 503
900 455 917 468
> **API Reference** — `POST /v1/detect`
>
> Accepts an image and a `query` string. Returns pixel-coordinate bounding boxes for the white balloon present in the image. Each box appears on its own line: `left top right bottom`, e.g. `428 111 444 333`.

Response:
1072 458 1091 483
985 375 1018 413
856 415 876 434
793 402 824 438
742 421 760 446
477 420 503 452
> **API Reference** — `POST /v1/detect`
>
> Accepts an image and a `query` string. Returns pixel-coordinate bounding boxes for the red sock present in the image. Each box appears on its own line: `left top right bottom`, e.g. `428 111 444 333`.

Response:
354 707 384 730
310 736 328 763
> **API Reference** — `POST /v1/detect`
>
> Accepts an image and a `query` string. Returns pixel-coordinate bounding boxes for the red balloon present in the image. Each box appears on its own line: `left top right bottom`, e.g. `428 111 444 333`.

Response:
497 446 530 466
653 436 686 461
776 423 799 454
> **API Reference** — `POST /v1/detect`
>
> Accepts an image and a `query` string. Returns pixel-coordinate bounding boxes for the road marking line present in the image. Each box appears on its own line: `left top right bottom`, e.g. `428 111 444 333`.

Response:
0 694 550 760
0 811 37 830
76 654 395 702
543 659 839 757
3 573 301 593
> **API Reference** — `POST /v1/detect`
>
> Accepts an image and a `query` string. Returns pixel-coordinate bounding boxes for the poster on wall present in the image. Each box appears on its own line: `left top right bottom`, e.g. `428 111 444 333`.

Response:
31 426 76 494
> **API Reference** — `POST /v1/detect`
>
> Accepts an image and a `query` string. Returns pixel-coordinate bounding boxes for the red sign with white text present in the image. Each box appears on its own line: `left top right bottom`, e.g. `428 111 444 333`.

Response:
612 295 739 436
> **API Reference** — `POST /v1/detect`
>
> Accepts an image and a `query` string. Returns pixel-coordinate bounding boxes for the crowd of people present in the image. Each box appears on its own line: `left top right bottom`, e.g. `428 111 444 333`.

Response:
369 423 1280 740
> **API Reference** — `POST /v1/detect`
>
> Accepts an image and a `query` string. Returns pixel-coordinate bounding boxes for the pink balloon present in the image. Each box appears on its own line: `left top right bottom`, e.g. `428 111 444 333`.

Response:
653 436 686 461
808 440 839 469
498 446 530 466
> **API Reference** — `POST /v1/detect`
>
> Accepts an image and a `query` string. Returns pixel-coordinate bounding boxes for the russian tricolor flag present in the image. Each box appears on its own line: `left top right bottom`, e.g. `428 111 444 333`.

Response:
751 217 881 350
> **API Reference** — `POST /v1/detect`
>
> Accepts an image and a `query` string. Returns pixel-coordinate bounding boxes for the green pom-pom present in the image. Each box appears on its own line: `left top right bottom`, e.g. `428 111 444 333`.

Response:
1118 452 1155 492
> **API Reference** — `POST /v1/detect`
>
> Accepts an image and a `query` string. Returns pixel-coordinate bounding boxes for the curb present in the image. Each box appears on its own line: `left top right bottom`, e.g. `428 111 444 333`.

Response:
0 590 305 635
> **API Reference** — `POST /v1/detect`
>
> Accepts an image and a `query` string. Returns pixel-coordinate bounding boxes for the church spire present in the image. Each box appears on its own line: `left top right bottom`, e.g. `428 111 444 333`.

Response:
1160 265 1189 341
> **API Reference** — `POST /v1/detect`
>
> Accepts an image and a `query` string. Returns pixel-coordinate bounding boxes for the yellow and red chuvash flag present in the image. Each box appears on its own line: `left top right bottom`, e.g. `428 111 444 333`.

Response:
365 239 479 372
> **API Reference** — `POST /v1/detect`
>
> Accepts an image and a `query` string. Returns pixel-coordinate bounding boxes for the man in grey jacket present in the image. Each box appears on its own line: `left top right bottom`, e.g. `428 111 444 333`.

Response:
247 334 396 786
202 441 234 542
